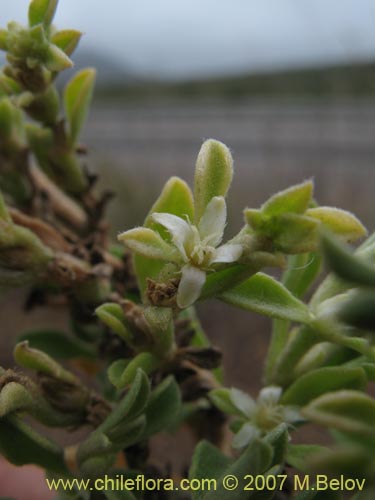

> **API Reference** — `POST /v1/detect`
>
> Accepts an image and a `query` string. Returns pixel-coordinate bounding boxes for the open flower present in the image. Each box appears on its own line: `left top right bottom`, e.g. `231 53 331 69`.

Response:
210 385 301 449
119 196 242 309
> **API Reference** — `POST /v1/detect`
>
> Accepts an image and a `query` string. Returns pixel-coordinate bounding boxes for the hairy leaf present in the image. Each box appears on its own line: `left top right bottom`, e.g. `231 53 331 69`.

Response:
194 139 233 222
64 68 96 144
281 367 366 406
220 273 311 323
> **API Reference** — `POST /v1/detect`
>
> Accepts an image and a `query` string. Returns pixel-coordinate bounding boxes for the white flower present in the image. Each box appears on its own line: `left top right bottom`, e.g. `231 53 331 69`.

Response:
152 196 243 308
228 386 301 449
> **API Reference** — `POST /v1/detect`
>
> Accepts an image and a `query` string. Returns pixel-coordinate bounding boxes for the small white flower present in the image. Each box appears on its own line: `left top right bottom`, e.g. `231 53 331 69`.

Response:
151 196 243 308
229 386 301 449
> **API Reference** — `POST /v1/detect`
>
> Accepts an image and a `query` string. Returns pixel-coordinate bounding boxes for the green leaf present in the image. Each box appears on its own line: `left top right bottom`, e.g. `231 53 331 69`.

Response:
0 382 34 417
343 356 375 381
281 366 366 406
0 190 11 222
0 74 22 96
0 415 67 473
302 390 375 436
282 252 322 298
270 213 320 254
119 227 179 262
306 445 372 478
261 180 313 216
194 139 233 222
321 231 375 287
64 68 96 144
307 207 367 243
339 291 375 330
287 444 329 472
0 30 7 51
46 43 73 72
28 0 58 27
204 439 273 500
220 272 311 323
108 352 160 389
96 302 133 345
99 369 150 434
17 330 95 359
141 376 182 438
264 423 289 466
14 341 77 384
119 352 160 387
51 30 82 56
134 176 194 298
107 359 129 389
201 263 259 299
145 176 194 236
189 440 233 500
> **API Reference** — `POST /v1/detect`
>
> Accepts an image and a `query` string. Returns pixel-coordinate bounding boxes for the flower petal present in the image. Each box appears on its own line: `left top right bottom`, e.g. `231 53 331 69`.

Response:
232 423 259 449
198 196 226 247
230 388 256 418
151 213 193 261
211 243 243 264
177 265 206 308
258 386 282 406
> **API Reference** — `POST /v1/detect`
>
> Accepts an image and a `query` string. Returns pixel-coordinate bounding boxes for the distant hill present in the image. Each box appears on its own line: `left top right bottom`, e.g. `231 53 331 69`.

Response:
96 62 375 101
57 49 136 87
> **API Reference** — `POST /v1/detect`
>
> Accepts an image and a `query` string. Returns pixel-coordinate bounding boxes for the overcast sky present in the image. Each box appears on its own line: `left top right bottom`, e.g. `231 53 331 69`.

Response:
1 0 375 79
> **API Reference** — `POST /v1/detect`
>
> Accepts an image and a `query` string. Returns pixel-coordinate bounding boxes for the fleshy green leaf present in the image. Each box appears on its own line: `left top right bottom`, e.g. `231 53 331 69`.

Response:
194 139 233 222
0 74 22 96
46 43 73 72
306 445 372 478
99 369 150 434
17 330 95 359
141 376 182 438
220 272 311 323
0 416 67 473
307 207 367 243
118 352 160 387
321 231 375 287
339 291 375 330
189 441 233 500
0 191 11 222
51 30 82 56
0 382 33 417
28 0 58 27
119 227 179 262
14 341 77 384
282 252 322 298
203 439 273 500
107 359 128 389
261 180 313 216
287 444 328 473
0 30 7 51
134 176 194 298
145 176 194 236
96 303 134 345
270 213 320 253
281 367 366 406
302 390 375 436
64 68 96 144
